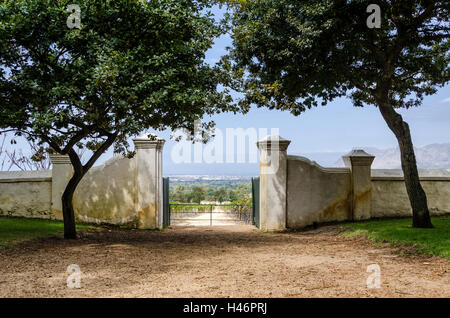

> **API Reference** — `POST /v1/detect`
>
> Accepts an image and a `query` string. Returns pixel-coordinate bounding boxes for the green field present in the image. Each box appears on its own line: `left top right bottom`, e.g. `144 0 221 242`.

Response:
343 216 450 259
0 217 93 248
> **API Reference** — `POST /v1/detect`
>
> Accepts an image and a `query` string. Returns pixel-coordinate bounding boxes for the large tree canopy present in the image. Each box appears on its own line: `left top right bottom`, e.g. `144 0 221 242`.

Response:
224 0 449 228
0 0 230 238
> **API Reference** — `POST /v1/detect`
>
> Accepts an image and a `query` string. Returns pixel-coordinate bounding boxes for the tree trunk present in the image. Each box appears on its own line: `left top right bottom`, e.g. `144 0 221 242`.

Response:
61 173 84 239
56 134 117 239
378 102 433 228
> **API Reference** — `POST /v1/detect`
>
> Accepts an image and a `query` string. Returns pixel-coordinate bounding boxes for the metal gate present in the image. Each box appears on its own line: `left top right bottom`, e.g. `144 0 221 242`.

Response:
162 177 170 227
252 177 260 228
169 203 252 226
162 176 260 228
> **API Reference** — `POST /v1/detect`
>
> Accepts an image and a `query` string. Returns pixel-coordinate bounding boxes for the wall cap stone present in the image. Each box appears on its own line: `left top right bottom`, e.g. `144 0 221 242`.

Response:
257 135 291 151
344 149 375 157
342 149 375 168
133 133 165 150
49 154 71 164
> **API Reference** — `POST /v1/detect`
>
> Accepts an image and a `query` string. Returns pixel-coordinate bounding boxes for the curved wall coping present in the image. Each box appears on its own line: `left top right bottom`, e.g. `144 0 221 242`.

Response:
83 154 135 175
287 155 351 174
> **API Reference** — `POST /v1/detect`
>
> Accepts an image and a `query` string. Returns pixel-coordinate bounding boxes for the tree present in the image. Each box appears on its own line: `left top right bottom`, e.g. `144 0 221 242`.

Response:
171 185 187 203
3 137 53 171
213 187 227 203
0 133 85 171
228 189 238 202
205 186 215 201
0 135 10 171
189 186 206 204
0 0 229 238
224 0 449 228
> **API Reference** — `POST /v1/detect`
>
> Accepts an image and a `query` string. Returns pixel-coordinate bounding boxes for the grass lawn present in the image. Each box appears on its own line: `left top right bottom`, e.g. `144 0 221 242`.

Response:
0 217 93 248
343 216 450 259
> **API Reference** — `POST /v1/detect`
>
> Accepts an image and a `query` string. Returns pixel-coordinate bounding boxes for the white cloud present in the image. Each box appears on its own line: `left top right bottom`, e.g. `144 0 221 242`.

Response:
440 97 450 103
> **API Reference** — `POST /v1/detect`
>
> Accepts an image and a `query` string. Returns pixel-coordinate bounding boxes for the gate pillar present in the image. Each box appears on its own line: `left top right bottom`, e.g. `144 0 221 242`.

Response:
342 149 375 221
133 134 165 229
257 135 291 231
49 154 73 220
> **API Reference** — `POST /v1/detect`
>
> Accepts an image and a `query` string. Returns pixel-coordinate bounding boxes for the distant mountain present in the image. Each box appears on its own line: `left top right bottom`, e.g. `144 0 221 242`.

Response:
334 143 450 169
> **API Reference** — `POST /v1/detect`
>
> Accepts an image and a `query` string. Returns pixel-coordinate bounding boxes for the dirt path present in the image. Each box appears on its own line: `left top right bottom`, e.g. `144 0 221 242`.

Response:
0 225 449 298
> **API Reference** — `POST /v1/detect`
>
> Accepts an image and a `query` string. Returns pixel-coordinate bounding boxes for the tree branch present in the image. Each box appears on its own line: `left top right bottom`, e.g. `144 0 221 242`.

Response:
83 133 118 173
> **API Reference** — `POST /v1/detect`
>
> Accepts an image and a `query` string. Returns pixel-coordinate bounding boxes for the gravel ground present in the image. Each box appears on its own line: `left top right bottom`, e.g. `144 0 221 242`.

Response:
0 225 449 298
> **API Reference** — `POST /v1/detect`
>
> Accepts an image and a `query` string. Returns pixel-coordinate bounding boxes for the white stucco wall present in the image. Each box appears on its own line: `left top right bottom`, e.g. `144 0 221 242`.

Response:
371 169 450 217
0 136 164 229
287 156 352 228
73 156 138 226
0 171 52 218
285 157 450 230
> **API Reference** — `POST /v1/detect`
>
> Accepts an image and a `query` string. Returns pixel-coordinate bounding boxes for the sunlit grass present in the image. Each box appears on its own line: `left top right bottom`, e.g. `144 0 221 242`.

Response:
0 216 93 248
343 216 450 259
